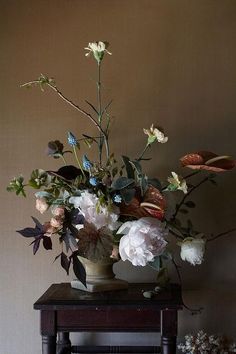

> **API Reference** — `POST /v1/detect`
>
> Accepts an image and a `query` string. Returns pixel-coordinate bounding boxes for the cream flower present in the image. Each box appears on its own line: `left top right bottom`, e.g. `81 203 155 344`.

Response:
85 41 112 63
69 190 120 231
167 172 188 194
117 217 168 266
180 237 205 266
35 197 48 214
143 124 168 144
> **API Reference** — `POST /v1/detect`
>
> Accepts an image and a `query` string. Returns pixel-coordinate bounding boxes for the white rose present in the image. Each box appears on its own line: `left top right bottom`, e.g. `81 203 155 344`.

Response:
180 237 205 266
69 190 120 231
117 217 168 266
35 197 48 214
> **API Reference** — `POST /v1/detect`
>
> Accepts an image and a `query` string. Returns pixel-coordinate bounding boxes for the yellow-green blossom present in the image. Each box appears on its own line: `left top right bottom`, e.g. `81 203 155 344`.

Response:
167 172 188 194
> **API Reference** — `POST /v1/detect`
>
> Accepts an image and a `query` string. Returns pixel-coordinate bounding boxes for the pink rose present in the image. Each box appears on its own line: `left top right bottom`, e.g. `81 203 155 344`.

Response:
110 245 120 260
52 206 65 217
50 216 63 228
43 222 57 237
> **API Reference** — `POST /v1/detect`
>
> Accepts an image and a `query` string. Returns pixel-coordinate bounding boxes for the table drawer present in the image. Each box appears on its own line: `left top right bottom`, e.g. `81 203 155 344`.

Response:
57 308 161 332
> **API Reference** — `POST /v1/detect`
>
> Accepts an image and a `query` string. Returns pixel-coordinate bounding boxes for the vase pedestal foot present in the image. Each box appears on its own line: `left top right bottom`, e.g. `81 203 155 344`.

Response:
71 278 128 292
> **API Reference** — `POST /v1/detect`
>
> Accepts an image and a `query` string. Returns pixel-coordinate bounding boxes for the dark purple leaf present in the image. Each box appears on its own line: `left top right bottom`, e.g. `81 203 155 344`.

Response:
31 216 44 231
70 209 85 226
17 227 42 238
54 253 62 263
72 253 86 287
47 165 88 181
43 236 52 250
61 252 70 275
33 238 41 255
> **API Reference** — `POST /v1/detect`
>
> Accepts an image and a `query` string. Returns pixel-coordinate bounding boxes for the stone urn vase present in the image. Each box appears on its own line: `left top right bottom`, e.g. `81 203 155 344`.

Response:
71 256 128 292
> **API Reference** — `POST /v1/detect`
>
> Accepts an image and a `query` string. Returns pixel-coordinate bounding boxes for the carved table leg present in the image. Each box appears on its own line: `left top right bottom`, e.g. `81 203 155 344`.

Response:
41 310 57 354
161 336 176 354
42 335 56 354
161 309 178 354
56 332 71 354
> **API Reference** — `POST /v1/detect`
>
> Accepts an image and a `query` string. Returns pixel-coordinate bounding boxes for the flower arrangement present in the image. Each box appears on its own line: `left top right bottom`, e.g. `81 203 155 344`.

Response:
178 330 236 353
7 41 236 288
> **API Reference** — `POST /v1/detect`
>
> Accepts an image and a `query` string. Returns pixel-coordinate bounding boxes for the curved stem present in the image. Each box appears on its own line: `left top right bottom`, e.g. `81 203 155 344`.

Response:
48 82 110 160
172 176 209 219
207 227 236 242
169 228 184 240
61 155 67 166
172 258 203 315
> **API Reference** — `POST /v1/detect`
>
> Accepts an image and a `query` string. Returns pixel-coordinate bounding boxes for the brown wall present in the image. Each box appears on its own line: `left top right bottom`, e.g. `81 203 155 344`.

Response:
1 1 236 352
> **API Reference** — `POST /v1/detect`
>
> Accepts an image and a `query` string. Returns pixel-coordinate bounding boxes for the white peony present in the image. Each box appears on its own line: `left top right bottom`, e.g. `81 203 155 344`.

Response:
180 237 205 266
69 190 120 231
117 217 168 266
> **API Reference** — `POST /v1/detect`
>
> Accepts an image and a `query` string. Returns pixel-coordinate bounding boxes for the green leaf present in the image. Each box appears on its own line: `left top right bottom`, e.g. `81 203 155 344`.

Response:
120 188 135 204
156 267 170 286
148 178 162 191
85 100 99 115
130 160 142 177
111 177 135 190
122 155 135 179
148 256 161 271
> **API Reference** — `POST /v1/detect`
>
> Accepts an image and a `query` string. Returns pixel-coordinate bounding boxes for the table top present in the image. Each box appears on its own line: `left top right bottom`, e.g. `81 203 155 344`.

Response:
34 283 183 311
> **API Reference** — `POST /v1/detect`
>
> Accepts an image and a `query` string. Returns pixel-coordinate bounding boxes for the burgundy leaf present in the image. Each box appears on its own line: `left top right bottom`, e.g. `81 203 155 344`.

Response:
43 236 52 250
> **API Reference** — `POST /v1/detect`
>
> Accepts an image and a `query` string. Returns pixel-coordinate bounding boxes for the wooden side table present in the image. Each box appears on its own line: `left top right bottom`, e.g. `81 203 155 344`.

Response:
34 283 182 354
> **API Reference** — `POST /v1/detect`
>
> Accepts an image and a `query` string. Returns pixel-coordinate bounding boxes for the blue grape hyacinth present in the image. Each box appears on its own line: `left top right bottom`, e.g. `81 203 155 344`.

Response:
83 155 92 170
67 132 77 146
89 177 98 186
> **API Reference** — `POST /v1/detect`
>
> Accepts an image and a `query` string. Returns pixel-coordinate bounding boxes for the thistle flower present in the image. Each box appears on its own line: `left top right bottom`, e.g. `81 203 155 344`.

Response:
85 41 112 63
